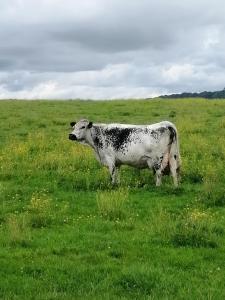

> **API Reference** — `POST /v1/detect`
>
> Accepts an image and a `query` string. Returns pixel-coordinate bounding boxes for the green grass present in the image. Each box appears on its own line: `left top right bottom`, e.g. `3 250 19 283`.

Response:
0 98 225 299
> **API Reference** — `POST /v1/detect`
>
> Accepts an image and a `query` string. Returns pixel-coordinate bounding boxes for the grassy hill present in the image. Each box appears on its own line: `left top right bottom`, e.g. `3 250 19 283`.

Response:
0 98 225 299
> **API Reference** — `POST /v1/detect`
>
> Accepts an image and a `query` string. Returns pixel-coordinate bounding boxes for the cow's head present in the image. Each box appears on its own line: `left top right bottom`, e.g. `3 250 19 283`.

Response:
69 119 93 142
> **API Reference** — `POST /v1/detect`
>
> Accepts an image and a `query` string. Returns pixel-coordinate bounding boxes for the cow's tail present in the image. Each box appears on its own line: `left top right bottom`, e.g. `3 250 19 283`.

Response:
168 125 181 182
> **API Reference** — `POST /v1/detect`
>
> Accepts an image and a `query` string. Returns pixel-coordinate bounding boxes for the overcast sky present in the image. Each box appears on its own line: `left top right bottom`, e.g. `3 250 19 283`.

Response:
0 0 225 99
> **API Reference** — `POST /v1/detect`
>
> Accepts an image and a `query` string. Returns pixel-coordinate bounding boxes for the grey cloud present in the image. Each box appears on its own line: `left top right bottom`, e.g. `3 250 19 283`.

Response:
52 20 174 53
0 0 225 99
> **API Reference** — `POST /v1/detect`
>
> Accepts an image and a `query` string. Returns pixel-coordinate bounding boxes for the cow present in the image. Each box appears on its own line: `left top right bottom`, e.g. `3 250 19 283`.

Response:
69 119 181 186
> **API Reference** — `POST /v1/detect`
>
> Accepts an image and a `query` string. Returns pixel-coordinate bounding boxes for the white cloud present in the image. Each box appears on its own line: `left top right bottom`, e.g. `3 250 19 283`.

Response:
0 66 165 99
162 64 194 83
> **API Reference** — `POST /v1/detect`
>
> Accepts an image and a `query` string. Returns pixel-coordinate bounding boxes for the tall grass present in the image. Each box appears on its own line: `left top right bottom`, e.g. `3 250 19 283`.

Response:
5 214 30 247
172 208 218 248
27 192 54 228
96 188 129 220
200 169 225 207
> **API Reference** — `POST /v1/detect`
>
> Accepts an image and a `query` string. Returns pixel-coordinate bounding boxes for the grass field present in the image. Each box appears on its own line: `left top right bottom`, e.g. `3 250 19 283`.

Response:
0 98 225 299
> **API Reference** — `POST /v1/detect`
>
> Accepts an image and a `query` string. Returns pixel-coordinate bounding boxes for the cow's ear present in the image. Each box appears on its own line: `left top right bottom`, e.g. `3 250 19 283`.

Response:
88 121 93 128
70 121 76 127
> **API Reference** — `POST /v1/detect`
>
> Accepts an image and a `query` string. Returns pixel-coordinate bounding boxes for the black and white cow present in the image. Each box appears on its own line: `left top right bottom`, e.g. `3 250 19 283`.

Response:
69 119 181 186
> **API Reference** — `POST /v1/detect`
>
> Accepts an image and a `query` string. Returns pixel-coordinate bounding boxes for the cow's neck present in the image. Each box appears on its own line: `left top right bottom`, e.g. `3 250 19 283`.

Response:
86 126 103 149
84 126 103 162
84 129 95 149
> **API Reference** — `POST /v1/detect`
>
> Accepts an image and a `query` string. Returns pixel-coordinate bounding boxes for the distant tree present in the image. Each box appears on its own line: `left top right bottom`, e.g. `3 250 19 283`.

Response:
159 88 225 99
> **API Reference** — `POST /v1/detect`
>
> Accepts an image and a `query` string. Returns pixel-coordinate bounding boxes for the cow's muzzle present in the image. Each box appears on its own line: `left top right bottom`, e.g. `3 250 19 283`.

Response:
69 134 77 141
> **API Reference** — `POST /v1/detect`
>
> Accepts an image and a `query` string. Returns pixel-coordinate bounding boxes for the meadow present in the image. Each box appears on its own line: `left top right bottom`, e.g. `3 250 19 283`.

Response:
0 98 225 299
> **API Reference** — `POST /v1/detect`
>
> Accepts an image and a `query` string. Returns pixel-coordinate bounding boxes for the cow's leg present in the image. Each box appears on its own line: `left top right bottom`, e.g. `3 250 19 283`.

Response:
106 159 118 185
110 165 117 184
147 159 162 187
169 157 178 187
115 166 120 184
155 169 162 186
